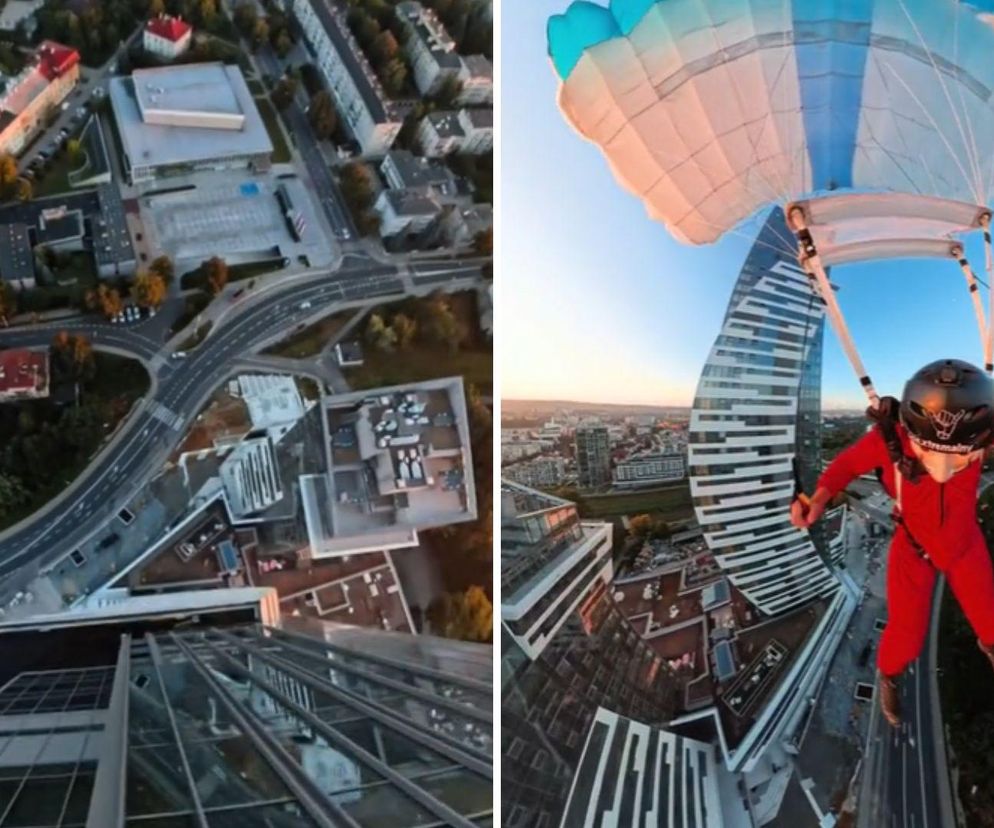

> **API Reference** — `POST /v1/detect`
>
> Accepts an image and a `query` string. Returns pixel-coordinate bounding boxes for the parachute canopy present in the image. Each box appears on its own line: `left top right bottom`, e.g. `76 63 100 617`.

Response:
548 0 994 247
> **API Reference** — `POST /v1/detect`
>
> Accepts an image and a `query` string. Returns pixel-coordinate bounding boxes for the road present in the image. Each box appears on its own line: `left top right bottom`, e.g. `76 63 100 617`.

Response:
0 257 480 593
856 589 945 828
251 38 357 241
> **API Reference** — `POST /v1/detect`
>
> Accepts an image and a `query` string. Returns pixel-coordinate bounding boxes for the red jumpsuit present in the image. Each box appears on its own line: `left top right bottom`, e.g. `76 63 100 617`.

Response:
818 423 994 677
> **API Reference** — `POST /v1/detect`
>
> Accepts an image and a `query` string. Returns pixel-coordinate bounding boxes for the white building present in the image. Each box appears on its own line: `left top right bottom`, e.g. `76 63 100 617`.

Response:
501 481 613 660
290 0 402 155
375 150 468 239
237 373 306 443
440 203 491 248
396 1 493 105
143 14 192 59
219 436 284 520
457 55 493 106
108 63 273 184
503 457 565 489
417 108 492 157
688 208 839 616
613 452 685 487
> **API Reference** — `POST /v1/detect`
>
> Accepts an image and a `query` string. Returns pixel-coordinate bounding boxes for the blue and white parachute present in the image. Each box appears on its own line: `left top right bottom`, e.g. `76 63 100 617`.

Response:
549 0 994 246
548 0 994 394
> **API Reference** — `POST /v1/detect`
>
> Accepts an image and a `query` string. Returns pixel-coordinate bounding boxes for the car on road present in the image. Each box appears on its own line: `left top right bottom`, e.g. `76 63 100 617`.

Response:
60 101 69 112
171 351 187 359
299 300 312 310
98 533 119 550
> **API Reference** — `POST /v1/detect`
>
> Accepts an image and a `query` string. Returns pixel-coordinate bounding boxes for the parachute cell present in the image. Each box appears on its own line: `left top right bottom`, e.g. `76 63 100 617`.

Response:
548 0 994 246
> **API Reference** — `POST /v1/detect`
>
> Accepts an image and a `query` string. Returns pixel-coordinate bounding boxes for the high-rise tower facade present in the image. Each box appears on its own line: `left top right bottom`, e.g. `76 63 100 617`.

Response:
688 207 839 616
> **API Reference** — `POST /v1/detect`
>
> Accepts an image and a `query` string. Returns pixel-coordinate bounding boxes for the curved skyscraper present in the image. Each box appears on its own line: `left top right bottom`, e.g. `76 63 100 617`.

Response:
689 207 839 616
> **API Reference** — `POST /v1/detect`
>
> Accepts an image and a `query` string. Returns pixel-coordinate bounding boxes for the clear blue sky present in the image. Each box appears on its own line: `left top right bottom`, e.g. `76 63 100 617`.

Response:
502 1 992 410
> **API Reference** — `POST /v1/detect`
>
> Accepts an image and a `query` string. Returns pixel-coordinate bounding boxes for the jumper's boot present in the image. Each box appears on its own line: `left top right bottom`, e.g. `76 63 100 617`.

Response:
977 638 994 674
879 672 901 728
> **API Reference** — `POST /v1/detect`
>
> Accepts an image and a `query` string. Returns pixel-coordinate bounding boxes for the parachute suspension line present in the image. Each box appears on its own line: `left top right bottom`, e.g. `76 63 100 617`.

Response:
983 212 994 374
788 207 880 410
951 246 989 367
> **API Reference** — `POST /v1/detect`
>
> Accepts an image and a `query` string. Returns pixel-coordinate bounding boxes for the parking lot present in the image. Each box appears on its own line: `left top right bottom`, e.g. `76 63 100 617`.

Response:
142 169 338 272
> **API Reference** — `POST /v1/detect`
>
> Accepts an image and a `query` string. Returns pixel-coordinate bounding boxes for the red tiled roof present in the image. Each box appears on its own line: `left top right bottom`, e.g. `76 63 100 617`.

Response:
0 350 47 394
36 41 80 81
146 14 192 42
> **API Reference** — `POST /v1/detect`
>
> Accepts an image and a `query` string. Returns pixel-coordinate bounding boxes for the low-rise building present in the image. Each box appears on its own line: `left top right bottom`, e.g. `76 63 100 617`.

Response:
395 1 462 96
502 457 565 489
291 0 403 155
143 14 193 59
0 349 48 401
417 108 492 157
614 451 686 487
374 150 469 240
334 340 364 367
416 110 464 157
109 63 273 184
0 41 79 157
440 203 491 248
457 54 493 105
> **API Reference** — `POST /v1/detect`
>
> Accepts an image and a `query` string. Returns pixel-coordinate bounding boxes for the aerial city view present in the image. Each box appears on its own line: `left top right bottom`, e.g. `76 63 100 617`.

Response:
0 0 493 822
503 2 994 828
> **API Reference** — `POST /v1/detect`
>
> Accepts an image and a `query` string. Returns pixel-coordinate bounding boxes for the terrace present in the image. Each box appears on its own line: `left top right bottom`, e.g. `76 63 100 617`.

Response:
303 378 475 558
613 569 703 635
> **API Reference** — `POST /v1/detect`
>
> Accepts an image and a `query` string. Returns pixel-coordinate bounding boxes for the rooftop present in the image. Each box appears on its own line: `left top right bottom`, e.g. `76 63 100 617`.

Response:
0 223 33 284
382 150 461 196
35 41 79 81
382 188 441 218
145 13 192 42
109 64 273 170
460 108 493 129
461 54 493 80
0 349 47 396
238 374 306 432
396 1 462 69
302 377 475 558
425 110 465 139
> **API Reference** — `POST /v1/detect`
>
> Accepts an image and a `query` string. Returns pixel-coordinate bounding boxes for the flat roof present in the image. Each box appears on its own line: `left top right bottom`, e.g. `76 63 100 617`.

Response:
134 63 241 121
109 64 273 171
0 223 33 283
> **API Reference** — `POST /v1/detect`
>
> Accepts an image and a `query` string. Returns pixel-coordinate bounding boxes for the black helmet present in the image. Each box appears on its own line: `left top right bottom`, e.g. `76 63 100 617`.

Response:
900 359 994 453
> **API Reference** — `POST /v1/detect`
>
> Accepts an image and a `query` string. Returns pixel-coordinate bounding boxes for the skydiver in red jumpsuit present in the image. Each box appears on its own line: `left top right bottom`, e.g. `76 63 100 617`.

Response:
792 359 994 727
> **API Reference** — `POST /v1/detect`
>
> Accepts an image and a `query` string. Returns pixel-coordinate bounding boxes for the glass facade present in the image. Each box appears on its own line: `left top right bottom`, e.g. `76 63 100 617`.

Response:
689 207 840 616
0 617 492 827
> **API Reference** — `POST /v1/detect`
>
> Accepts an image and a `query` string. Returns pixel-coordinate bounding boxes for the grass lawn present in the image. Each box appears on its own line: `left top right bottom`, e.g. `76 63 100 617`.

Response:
344 291 492 393
579 485 694 520
263 310 356 358
255 96 291 163
32 149 85 198
180 259 284 291
179 322 213 351
170 293 212 335
346 348 492 394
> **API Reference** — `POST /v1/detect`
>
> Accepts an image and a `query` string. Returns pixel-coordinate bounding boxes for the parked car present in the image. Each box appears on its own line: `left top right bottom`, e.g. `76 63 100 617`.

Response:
299 300 312 310
171 351 187 359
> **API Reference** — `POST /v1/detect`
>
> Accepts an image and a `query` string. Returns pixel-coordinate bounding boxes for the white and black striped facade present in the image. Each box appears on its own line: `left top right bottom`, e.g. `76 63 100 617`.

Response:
689 207 840 616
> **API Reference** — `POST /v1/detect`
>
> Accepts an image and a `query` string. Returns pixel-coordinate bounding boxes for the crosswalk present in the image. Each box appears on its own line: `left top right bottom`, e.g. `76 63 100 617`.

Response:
149 401 183 431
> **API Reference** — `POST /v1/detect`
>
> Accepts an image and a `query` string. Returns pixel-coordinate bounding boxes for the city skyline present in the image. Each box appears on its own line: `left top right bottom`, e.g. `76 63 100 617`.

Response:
504 0 994 411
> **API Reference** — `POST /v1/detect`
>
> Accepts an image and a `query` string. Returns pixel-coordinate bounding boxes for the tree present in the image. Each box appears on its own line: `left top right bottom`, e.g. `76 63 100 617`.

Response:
472 227 492 256
628 513 653 538
370 30 399 65
233 1 257 33
0 281 15 324
429 586 492 642
0 473 29 517
14 178 31 203
252 17 270 49
308 90 337 140
0 154 16 192
274 29 292 57
365 313 397 351
349 12 380 48
148 0 166 16
51 331 94 383
420 293 466 351
432 74 463 108
391 313 417 349
149 255 174 284
271 75 298 110
381 57 407 96
131 272 167 308
66 138 82 165
204 256 228 295
86 283 123 319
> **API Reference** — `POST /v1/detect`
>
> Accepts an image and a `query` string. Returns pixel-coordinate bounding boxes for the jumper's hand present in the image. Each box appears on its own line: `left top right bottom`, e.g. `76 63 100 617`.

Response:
790 494 824 529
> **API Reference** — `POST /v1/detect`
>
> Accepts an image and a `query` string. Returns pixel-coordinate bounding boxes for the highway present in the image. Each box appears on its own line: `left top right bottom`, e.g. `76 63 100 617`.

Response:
0 257 481 594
